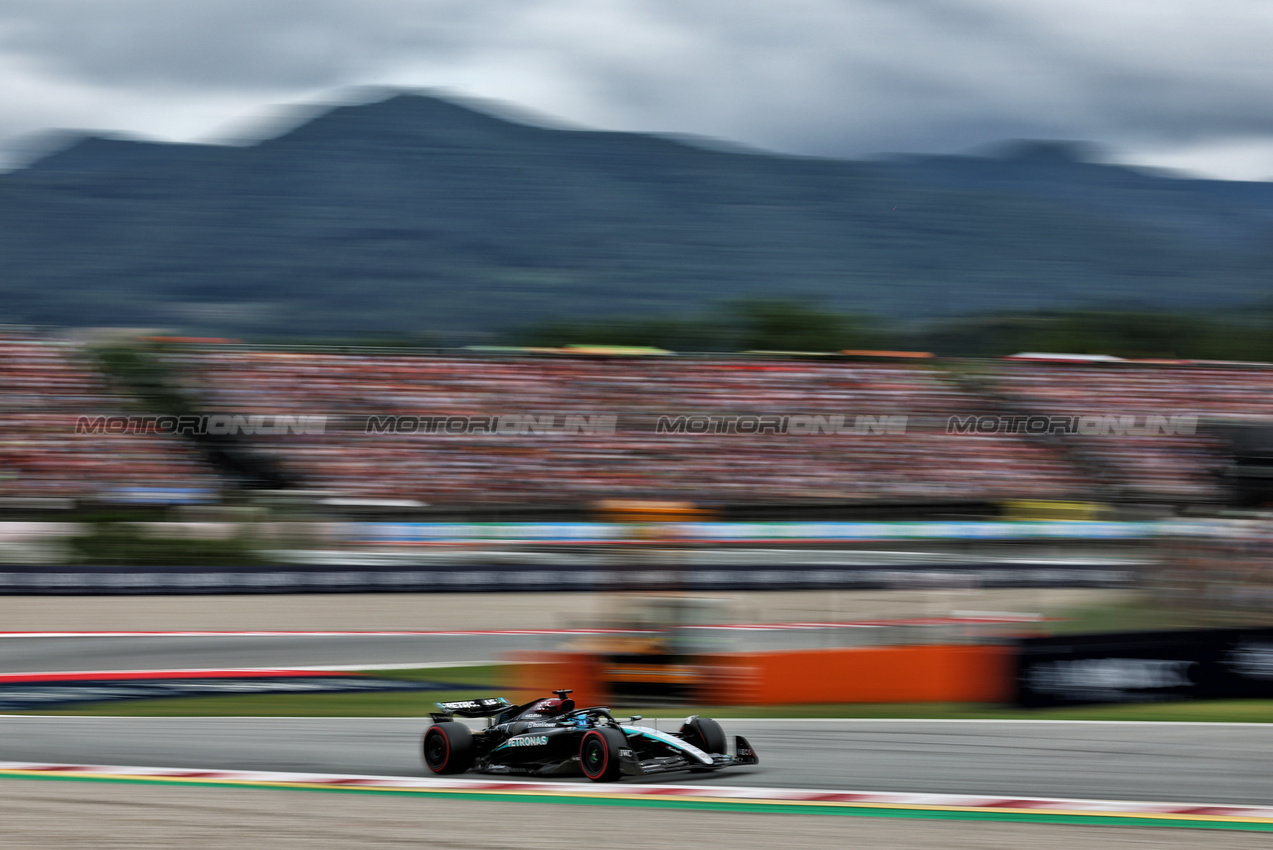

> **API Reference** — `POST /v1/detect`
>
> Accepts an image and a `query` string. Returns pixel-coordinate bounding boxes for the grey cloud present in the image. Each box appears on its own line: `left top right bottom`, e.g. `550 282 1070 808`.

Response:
0 0 1270 169
0 0 494 89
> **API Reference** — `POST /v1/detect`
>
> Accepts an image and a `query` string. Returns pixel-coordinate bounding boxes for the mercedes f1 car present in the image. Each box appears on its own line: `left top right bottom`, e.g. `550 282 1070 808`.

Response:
421 689 759 782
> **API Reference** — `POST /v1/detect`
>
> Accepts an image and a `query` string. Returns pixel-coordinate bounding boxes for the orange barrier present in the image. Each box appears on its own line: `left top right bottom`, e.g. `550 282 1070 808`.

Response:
507 652 608 708
508 645 1014 707
696 645 1013 705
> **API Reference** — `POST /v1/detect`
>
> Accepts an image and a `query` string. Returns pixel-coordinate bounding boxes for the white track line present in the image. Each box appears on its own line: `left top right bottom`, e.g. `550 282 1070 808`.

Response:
0 661 500 679
0 619 1034 639
0 630 635 638
5 716 1273 727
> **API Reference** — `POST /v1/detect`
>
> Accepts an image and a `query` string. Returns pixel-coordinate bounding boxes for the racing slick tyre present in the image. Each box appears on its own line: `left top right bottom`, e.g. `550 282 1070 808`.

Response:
422 721 474 775
579 727 627 782
679 716 726 756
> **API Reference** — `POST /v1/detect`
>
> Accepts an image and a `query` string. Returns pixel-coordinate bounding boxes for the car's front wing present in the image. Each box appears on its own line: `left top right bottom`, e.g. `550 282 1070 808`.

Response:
619 734 759 777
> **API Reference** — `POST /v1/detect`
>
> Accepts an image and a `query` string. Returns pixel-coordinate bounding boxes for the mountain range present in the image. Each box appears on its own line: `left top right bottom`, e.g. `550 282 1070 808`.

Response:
2 92 1272 339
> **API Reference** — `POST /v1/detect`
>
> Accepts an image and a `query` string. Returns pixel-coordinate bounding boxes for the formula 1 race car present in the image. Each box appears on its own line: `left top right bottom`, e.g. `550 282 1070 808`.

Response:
421 689 759 782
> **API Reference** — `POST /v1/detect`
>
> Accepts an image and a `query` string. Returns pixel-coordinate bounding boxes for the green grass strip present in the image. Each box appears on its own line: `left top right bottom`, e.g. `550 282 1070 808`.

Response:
20 694 1273 721
3 770 1271 833
11 662 1273 721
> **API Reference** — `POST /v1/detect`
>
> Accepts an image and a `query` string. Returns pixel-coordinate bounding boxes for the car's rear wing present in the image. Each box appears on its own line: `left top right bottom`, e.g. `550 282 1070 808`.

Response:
432 697 513 719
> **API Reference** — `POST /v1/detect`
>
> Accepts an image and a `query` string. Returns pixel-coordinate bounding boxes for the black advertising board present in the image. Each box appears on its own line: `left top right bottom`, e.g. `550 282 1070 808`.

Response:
1015 628 1273 707
0 561 1131 595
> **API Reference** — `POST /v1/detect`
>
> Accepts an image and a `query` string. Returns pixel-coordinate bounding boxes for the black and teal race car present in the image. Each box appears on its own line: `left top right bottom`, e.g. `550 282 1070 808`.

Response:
422 689 758 782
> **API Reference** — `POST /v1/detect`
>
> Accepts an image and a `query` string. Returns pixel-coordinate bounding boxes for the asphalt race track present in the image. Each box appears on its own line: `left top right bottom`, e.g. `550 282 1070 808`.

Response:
2 626 1271 818
2 716 1271 807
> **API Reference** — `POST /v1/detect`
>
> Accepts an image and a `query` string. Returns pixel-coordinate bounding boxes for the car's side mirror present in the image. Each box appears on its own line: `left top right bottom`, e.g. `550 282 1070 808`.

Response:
628 715 643 723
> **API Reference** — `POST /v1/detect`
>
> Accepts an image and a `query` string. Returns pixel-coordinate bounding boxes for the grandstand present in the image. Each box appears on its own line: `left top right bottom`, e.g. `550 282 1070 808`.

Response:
173 350 1087 507
1 333 1269 511
991 362 1257 501
0 333 221 504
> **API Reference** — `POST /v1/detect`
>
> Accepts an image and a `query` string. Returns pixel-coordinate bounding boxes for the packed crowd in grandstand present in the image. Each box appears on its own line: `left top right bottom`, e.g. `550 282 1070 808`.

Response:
177 351 1087 504
993 364 1255 500
0 334 221 502
0 331 1259 507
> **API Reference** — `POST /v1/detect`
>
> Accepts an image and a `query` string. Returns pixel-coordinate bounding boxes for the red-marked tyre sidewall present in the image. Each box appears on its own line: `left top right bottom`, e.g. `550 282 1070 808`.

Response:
423 725 450 773
423 722 473 775
579 728 624 782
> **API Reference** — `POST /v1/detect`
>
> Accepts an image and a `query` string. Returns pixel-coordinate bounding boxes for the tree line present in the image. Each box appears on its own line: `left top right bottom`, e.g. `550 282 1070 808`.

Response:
514 300 1273 361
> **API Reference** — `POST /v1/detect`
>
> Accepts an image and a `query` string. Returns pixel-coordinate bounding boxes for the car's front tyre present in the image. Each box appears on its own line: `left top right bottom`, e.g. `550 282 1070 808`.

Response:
579 727 626 782
679 716 726 755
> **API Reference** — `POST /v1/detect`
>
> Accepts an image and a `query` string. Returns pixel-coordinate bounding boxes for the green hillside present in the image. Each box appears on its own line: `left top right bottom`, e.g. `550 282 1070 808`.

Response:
2 92 1272 339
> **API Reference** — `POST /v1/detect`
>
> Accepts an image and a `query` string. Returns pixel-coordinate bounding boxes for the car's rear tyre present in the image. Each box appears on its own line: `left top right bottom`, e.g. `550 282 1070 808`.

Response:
423 721 474 775
579 727 626 782
679 716 726 755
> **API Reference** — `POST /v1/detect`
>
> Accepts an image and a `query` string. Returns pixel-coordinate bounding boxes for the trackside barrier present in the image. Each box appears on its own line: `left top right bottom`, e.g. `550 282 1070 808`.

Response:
355 520 1156 545
0 562 1131 595
509 646 1013 706
1016 627 1273 708
695 646 1014 705
508 652 608 709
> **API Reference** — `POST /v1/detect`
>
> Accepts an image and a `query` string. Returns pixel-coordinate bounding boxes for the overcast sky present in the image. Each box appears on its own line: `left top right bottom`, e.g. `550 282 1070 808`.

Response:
1 0 1272 179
